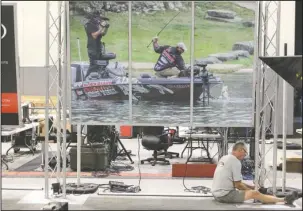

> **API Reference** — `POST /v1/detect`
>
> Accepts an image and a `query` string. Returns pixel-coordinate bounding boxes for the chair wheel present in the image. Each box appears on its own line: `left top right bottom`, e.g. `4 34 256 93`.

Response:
152 163 156 166
166 161 170 165
141 161 144 164
169 155 173 159
33 148 36 152
14 148 20 153
176 154 179 158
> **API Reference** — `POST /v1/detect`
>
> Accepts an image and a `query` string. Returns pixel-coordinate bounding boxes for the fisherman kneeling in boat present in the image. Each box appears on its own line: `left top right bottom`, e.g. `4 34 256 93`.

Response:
152 37 188 78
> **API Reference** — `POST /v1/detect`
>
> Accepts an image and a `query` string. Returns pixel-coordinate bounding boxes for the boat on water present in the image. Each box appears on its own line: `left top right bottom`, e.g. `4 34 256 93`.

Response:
71 53 223 102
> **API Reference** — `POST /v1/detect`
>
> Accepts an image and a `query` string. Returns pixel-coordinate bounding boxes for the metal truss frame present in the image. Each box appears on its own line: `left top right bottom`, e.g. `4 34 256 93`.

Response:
44 1 69 198
254 1 283 195
41 0 289 199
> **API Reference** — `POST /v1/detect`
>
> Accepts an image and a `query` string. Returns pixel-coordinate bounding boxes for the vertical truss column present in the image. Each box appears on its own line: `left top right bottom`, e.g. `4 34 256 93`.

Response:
44 1 68 198
254 1 281 194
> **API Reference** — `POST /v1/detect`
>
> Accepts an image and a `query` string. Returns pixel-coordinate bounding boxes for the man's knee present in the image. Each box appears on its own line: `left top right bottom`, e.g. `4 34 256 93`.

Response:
245 190 260 200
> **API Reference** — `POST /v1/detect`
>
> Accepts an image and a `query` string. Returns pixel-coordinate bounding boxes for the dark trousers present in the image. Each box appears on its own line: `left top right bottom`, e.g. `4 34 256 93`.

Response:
85 50 101 79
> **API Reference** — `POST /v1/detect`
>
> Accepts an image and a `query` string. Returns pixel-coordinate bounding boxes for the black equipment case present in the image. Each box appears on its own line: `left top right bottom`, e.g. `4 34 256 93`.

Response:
69 143 109 171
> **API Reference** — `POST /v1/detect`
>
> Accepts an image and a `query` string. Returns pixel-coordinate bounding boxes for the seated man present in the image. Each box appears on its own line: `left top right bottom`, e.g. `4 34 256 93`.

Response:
152 37 188 78
211 141 298 205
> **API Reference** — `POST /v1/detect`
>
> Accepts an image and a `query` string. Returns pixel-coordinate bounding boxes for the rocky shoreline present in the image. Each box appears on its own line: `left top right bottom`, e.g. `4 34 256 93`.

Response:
70 1 190 15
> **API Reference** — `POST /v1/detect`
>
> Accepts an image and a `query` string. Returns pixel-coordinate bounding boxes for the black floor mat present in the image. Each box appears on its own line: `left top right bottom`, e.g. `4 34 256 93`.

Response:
15 152 54 172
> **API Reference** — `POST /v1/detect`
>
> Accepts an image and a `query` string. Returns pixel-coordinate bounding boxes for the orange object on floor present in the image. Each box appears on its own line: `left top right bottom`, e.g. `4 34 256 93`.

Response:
172 163 217 178
120 125 132 138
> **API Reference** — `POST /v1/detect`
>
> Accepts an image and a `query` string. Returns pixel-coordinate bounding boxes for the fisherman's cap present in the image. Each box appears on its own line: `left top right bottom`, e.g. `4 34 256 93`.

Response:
177 42 187 52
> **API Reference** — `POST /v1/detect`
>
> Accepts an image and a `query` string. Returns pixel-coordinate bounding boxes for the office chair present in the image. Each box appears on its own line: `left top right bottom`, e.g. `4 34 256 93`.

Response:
139 126 171 166
157 128 180 158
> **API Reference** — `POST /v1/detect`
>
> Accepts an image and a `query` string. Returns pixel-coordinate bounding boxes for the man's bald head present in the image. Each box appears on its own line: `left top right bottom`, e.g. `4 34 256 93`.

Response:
232 141 247 160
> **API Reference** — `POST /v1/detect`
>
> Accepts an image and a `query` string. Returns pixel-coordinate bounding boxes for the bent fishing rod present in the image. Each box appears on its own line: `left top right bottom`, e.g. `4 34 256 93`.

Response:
146 11 181 48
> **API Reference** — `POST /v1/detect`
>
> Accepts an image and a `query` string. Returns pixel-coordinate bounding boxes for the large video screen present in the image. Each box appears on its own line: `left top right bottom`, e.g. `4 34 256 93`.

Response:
69 1 255 127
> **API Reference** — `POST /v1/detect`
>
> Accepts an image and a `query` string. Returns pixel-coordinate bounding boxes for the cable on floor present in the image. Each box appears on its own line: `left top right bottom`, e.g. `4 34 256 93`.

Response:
92 162 134 178
181 130 198 192
97 133 143 194
51 183 109 196
182 127 214 196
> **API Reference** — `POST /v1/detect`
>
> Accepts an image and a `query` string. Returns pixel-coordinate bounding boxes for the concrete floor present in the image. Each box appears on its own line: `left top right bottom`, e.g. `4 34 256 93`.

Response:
1 135 302 210
2 177 302 210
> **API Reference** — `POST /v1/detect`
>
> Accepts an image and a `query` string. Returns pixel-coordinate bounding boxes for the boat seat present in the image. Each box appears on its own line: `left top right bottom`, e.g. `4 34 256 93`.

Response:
93 53 117 66
195 63 208 68
94 60 109 66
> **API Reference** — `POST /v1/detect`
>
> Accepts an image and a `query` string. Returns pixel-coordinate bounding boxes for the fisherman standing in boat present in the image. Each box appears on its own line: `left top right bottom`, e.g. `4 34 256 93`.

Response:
84 11 110 80
152 37 188 78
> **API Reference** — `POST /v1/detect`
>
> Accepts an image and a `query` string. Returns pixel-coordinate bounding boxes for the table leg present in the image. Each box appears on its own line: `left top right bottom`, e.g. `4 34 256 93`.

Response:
41 141 45 169
181 140 190 158
186 138 194 163
1 156 9 170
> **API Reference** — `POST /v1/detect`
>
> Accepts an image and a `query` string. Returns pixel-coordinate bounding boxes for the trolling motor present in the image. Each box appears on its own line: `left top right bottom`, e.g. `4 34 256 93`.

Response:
196 63 214 79
179 63 212 79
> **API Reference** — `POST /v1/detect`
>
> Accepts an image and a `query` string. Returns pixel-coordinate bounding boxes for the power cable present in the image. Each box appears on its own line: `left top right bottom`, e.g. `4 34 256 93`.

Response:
93 130 141 194
137 133 142 190
182 127 221 196
182 129 192 192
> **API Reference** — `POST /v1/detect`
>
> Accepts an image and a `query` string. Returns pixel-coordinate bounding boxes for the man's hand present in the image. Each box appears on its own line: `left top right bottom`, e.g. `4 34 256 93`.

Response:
258 187 268 194
152 36 158 43
100 20 107 27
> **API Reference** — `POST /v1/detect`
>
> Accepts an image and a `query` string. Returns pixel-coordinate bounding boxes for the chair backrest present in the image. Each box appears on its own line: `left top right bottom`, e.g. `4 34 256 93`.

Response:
140 126 172 150
140 126 164 136
141 135 162 150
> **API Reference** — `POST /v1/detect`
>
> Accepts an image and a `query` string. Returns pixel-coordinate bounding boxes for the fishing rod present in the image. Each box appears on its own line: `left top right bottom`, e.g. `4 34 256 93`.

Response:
146 11 181 48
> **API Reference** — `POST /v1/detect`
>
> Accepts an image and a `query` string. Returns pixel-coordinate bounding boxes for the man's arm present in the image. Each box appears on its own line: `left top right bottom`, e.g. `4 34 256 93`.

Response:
234 181 255 190
231 160 255 191
245 183 255 189
86 22 105 39
152 38 168 54
175 55 186 70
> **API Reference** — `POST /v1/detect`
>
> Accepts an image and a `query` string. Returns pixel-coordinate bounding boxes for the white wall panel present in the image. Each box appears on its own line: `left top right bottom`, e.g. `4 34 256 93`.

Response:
4 1 62 67
264 1 295 135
